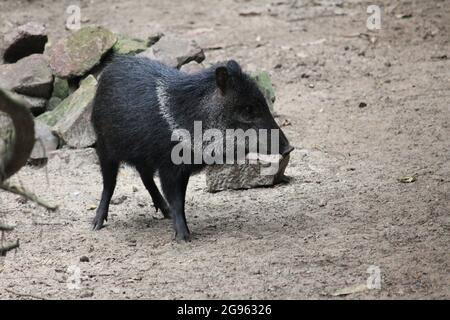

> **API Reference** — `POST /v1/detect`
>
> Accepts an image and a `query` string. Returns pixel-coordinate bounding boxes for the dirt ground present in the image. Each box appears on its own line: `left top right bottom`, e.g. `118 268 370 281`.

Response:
0 0 449 299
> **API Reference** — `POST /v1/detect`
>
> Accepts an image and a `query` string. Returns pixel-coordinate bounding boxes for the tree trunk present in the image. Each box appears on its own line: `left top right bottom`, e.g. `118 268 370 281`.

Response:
0 88 35 182
0 89 35 256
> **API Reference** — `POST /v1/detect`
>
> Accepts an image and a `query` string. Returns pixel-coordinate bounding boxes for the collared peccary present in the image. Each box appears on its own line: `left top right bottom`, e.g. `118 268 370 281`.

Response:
91 56 293 241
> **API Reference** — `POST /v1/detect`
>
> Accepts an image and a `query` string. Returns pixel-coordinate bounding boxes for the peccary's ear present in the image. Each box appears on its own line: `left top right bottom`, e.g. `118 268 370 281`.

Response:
215 66 228 94
226 60 241 74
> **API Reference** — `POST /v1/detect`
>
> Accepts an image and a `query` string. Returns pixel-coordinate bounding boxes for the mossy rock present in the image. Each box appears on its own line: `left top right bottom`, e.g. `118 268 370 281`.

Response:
49 26 117 78
52 77 70 100
251 71 276 112
112 35 148 55
37 75 97 127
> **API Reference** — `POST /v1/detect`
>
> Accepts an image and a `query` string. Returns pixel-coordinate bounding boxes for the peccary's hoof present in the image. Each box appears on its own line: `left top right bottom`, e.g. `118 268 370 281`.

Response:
159 206 172 219
152 201 171 219
153 206 171 219
92 217 105 230
174 231 191 242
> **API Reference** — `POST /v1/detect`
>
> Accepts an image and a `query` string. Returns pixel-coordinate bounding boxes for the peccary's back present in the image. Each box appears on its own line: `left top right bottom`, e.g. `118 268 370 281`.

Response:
92 56 178 163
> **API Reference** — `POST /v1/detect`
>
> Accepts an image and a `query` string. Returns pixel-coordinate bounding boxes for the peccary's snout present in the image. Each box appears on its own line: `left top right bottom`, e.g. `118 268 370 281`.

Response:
281 143 294 156
262 116 294 157
279 128 294 156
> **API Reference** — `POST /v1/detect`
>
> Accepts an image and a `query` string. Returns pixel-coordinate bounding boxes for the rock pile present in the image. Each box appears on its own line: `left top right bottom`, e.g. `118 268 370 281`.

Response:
0 23 206 162
2 22 48 63
0 22 287 190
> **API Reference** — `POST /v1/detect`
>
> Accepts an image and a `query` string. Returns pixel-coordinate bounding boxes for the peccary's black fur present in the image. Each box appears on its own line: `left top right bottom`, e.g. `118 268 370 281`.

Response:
91 56 292 241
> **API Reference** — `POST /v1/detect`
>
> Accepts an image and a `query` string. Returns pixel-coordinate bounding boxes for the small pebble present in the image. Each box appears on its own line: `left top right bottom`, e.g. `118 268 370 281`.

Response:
358 102 367 108
80 291 94 298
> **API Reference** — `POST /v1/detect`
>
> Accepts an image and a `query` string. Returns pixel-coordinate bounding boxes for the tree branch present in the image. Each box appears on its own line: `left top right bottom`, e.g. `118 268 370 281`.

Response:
0 223 14 231
0 89 35 182
5 288 46 300
0 182 58 211
0 239 19 256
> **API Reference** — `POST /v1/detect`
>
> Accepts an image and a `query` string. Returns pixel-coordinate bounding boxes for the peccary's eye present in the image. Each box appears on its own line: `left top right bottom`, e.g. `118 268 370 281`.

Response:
244 105 254 116
236 105 257 123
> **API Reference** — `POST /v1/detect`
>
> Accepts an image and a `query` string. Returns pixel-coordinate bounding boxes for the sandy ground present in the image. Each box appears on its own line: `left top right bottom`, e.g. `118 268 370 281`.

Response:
0 0 449 299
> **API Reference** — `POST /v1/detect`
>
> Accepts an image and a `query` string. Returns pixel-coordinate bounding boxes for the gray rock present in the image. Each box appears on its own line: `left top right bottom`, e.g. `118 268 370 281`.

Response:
30 120 59 160
138 35 205 69
147 32 163 46
137 47 156 60
19 95 47 116
40 75 98 148
180 61 205 74
205 154 290 192
53 100 96 148
49 26 117 78
0 54 53 98
2 22 48 63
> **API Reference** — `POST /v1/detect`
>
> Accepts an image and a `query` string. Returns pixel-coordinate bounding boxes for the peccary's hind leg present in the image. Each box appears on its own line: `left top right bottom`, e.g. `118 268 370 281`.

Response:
136 164 171 219
159 166 191 242
93 157 119 230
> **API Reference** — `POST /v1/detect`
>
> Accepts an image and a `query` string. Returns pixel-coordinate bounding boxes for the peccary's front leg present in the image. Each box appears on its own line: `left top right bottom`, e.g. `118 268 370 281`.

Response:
159 166 191 242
